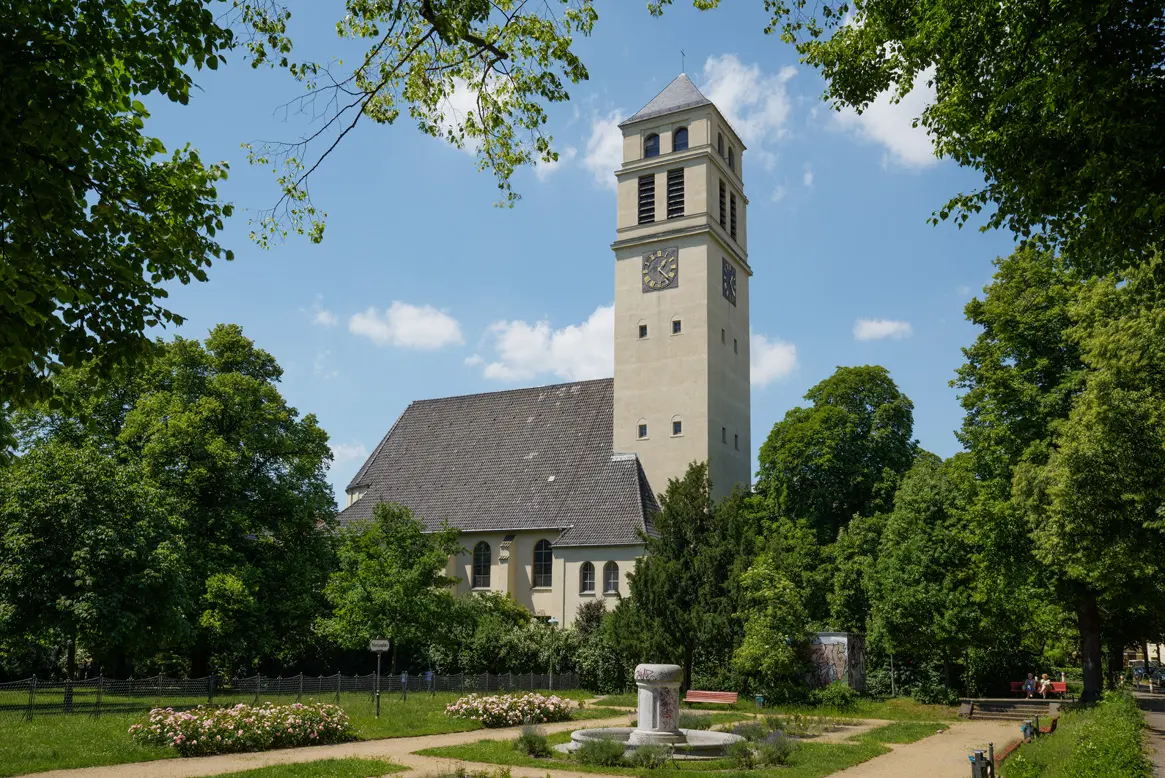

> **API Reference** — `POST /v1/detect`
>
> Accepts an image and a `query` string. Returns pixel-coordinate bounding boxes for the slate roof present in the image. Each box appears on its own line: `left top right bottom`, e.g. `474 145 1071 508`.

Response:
339 378 658 547
619 73 713 127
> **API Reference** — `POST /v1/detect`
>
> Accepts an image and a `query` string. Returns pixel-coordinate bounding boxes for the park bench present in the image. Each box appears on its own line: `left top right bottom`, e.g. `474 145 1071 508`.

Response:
683 690 738 706
1010 680 1069 698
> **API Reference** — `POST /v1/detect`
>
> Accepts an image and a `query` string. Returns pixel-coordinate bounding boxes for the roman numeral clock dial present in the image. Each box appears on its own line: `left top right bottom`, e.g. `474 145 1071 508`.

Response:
642 247 679 292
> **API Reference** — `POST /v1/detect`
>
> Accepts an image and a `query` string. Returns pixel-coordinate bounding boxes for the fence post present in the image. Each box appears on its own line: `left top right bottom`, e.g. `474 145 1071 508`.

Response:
156 674 163 709
336 672 341 704
26 675 36 722
64 677 72 714
255 674 261 705
208 676 215 705
94 675 103 718
298 673 303 703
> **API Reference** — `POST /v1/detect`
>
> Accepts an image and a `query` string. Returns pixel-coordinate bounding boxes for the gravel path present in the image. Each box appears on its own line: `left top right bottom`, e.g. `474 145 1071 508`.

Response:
829 719 1018 778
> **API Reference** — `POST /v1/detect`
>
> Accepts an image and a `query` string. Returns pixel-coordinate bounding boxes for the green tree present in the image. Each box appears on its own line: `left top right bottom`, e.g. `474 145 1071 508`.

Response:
629 462 746 690
320 502 462 672
652 0 1165 275
732 553 809 689
1 0 233 410
871 455 979 691
0 441 186 680
827 513 885 634
756 365 917 542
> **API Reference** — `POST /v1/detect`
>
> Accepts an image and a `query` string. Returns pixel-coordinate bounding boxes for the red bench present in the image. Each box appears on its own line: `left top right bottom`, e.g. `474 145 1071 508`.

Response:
1010 681 1068 698
683 690 739 706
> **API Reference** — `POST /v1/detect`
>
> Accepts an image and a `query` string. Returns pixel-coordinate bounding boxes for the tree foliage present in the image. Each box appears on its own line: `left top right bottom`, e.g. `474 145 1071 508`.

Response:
1 0 234 410
652 0 1165 275
756 365 917 542
320 502 462 663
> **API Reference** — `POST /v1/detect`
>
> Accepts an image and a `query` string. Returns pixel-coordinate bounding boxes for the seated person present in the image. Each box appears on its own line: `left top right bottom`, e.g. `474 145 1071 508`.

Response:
1022 673 1037 698
1038 673 1053 697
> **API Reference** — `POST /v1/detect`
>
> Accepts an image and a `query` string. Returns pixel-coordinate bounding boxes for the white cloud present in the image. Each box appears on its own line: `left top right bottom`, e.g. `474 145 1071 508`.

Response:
463 354 484 366
305 295 336 327
313 349 338 379
835 66 937 169
771 185 788 203
534 145 577 181
582 112 625 190
477 304 614 382
802 165 814 187
435 79 484 156
751 333 798 388
701 55 797 170
349 302 464 349
853 318 914 341
331 441 368 465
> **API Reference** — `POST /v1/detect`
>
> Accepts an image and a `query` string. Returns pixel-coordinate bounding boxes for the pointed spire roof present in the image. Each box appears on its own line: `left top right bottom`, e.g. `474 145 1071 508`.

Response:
619 73 713 127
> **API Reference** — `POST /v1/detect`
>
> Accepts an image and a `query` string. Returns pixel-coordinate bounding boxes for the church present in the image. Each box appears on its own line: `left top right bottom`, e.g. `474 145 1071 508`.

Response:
338 75 753 626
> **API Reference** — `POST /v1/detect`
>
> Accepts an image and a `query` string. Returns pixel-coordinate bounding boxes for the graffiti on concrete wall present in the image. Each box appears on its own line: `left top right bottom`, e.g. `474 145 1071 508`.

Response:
806 632 866 692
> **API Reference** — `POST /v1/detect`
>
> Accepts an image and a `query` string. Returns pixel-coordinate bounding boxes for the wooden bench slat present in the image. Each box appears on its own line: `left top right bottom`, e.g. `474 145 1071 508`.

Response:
682 690 739 705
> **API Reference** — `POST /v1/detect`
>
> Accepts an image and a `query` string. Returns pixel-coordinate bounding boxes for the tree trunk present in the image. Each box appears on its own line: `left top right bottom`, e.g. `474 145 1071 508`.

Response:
1143 640 1151 666
191 643 211 678
1077 592 1103 702
391 643 398 675
682 643 694 694
942 652 952 690
1107 638 1124 690
64 633 77 712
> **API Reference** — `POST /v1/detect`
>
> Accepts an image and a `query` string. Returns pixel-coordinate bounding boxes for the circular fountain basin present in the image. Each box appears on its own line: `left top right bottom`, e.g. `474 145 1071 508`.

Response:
558 727 743 760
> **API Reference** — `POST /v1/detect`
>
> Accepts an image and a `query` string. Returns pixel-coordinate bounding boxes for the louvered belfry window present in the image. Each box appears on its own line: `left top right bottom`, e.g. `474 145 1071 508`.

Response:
730 193 737 240
638 175 655 224
719 180 727 229
667 169 684 219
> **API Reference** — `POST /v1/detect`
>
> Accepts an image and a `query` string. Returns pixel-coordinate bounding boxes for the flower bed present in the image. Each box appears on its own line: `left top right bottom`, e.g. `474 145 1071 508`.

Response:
445 693 573 727
128 701 355 756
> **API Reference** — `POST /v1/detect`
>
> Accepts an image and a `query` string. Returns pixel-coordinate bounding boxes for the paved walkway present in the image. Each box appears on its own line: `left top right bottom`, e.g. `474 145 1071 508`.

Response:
21 706 1011 778
1135 691 1165 777
830 720 1018 778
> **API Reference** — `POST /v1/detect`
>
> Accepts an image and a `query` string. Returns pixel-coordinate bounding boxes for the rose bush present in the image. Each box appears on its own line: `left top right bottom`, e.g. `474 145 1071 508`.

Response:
128 701 355 756
445 693 572 727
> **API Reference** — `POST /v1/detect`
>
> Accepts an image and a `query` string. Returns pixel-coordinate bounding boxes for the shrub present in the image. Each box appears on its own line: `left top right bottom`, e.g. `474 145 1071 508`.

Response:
678 712 713 730
575 737 627 767
808 680 858 710
127 702 354 757
726 739 756 769
446 693 573 727
433 769 513 778
730 721 769 742
754 731 798 766
514 725 551 758
627 743 674 769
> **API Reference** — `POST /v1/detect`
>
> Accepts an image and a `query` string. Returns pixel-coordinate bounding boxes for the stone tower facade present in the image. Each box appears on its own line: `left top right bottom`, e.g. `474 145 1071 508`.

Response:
611 74 752 501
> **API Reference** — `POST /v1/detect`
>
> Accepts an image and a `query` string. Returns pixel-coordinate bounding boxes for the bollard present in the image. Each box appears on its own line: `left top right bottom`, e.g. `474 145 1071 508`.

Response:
968 749 988 778
988 742 995 777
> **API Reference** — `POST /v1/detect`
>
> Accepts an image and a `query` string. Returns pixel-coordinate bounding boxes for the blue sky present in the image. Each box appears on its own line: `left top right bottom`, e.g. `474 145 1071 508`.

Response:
145 1 1017 501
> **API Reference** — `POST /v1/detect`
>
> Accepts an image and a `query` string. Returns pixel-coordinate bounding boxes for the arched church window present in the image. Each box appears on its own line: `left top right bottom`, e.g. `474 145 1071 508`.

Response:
673 127 689 152
717 132 724 157
644 133 660 158
579 561 595 593
473 541 491 589
604 562 620 594
533 540 553 587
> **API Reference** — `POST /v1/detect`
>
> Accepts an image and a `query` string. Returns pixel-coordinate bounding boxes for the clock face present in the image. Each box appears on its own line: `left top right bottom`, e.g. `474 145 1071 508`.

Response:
722 258 737 305
642 248 679 292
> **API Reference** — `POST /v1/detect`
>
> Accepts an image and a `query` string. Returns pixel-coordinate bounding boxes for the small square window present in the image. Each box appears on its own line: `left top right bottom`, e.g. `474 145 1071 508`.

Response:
734 338 738 354
672 420 682 436
638 423 648 439
672 319 682 334
722 427 727 443
639 324 648 339
734 434 739 450
721 329 726 343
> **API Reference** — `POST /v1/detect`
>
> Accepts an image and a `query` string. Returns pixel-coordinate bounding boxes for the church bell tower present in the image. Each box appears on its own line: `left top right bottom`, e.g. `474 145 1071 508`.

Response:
612 74 752 500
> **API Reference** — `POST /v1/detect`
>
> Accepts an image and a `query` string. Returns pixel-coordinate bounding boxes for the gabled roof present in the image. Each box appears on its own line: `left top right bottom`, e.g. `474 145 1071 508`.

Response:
339 378 658 547
619 73 712 127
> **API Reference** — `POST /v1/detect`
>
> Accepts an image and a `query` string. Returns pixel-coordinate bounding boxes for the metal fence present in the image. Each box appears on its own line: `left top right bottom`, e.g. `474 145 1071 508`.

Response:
0 671 581 721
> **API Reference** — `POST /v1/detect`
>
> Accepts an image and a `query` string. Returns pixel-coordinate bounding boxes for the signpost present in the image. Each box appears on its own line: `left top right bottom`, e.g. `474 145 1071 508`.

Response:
370 639 390 718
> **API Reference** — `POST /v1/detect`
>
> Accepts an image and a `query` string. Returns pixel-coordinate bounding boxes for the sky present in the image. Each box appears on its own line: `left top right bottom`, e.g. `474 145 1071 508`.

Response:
143 1 1018 502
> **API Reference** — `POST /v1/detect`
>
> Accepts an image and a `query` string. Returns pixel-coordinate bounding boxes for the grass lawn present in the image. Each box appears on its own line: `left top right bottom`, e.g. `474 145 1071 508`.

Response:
0 689 604 777
418 729 893 778
857 721 950 744
217 758 405 777
592 694 959 722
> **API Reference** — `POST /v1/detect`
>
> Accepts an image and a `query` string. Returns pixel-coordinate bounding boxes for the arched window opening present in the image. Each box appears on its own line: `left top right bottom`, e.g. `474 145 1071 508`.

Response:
533 540 553 587
579 562 595 593
473 541 491 589
673 127 689 152
644 133 660 158
604 562 620 594
728 148 736 172
717 132 724 157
